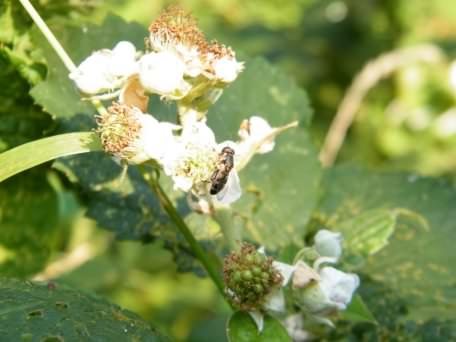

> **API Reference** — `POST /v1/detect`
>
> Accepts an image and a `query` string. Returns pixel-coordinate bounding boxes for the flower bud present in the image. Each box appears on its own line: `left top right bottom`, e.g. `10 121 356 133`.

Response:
223 244 283 311
314 229 343 261
139 51 190 98
293 266 359 314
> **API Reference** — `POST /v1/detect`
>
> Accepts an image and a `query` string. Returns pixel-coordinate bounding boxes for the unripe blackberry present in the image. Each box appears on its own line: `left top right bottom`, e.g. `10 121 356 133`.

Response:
223 244 283 311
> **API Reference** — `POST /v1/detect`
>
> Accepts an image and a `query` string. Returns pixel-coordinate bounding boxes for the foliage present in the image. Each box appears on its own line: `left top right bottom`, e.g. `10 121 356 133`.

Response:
1 0 456 340
227 312 290 342
0 278 168 341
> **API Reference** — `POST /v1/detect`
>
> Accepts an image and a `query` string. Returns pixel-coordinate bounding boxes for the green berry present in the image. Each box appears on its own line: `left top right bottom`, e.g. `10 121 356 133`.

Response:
254 284 263 293
252 266 262 276
245 254 254 263
254 253 265 264
242 270 253 280
233 271 242 282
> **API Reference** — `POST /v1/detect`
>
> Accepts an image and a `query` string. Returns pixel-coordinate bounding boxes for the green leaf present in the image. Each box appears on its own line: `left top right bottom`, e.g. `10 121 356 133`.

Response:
0 171 60 277
208 58 321 250
340 295 377 324
0 49 52 152
0 278 168 341
30 15 147 119
53 155 167 241
0 132 101 183
333 279 456 340
227 311 291 342
328 208 397 267
318 164 456 321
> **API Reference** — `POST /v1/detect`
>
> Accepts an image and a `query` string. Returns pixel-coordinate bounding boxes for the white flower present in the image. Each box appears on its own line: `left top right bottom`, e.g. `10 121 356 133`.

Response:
139 51 191 99
97 103 178 165
109 41 139 78
69 41 138 95
238 116 275 154
283 314 312 342
236 117 298 170
175 44 205 78
314 229 343 262
294 266 359 315
212 55 244 83
161 121 242 204
319 267 360 311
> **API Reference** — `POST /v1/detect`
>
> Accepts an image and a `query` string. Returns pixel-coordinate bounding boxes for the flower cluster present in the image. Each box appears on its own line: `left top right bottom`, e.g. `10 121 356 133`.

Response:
223 230 360 331
69 6 297 206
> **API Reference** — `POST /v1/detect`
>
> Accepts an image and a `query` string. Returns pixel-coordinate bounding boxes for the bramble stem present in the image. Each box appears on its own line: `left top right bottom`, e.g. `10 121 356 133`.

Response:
18 0 108 116
18 0 77 72
212 209 240 251
145 174 225 296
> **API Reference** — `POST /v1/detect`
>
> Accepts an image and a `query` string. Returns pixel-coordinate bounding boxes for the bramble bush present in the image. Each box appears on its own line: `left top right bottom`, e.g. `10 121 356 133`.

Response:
0 1 455 341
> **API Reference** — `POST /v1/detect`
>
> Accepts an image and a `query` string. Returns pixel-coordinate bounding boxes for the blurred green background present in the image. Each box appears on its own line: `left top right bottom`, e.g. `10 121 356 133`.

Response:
2 0 456 340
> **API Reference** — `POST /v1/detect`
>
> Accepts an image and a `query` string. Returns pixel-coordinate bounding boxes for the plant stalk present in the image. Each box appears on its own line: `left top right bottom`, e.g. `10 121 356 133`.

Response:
19 0 108 116
147 176 225 296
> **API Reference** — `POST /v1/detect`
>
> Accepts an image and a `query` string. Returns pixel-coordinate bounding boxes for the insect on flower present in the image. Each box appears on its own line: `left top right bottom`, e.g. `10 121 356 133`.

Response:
210 146 235 195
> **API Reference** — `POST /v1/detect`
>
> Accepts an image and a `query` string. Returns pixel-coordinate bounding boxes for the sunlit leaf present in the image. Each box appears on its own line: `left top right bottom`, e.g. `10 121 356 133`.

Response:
208 58 321 250
227 311 290 342
0 132 101 183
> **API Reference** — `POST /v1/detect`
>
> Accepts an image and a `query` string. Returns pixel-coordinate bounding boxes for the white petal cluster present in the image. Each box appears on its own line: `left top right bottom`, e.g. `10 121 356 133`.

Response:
292 229 359 320
248 230 360 332
69 41 138 95
69 7 297 208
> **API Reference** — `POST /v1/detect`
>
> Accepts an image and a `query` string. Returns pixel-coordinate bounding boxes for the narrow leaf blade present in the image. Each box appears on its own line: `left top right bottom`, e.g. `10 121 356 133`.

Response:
0 132 101 182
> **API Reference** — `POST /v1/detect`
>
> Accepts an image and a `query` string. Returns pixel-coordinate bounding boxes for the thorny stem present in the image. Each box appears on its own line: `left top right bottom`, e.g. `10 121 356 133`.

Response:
143 171 226 297
19 0 108 116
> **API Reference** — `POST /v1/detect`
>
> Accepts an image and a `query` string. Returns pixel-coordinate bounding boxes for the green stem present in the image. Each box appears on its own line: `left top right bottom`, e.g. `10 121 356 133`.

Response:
18 0 108 116
18 0 76 72
146 175 225 296
212 209 240 251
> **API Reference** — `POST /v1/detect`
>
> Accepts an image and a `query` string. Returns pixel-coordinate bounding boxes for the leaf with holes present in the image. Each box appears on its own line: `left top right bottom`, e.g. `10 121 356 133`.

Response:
317 165 456 322
0 278 168 341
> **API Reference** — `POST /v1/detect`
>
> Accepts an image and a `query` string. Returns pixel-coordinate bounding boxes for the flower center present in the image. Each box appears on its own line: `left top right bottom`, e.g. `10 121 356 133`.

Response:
174 143 218 186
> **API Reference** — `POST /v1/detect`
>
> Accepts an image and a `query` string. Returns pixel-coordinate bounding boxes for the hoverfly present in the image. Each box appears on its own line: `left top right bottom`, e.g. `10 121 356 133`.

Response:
210 146 235 195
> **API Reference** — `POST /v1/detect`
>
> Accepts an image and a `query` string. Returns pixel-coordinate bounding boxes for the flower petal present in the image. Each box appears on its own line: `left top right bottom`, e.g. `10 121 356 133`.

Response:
139 51 188 97
264 289 286 313
214 170 242 204
319 266 360 311
109 41 138 77
213 56 244 83
69 51 112 94
273 260 297 286
248 310 264 332
314 229 343 261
